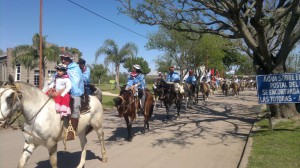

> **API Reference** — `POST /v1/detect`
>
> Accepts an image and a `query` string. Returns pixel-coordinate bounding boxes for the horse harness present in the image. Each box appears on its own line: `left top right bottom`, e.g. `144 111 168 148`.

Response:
0 84 23 124
116 93 138 114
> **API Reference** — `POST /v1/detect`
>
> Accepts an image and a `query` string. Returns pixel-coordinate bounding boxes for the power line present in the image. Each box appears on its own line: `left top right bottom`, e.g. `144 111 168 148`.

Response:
66 0 150 40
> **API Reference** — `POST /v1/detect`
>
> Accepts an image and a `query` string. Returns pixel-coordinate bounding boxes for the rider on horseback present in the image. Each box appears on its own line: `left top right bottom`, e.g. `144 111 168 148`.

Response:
166 66 181 95
129 64 146 114
77 58 91 95
60 52 84 141
125 71 138 96
185 70 196 85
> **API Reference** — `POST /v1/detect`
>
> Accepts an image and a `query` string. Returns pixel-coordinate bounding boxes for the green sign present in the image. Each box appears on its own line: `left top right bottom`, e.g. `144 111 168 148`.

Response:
109 80 115 84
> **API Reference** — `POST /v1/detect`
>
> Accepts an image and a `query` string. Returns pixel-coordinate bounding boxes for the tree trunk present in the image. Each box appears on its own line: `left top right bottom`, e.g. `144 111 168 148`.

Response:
269 104 298 119
253 56 299 119
115 64 120 89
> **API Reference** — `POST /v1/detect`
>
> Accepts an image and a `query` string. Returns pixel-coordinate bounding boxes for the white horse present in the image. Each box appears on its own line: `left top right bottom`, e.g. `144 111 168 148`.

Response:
0 78 107 168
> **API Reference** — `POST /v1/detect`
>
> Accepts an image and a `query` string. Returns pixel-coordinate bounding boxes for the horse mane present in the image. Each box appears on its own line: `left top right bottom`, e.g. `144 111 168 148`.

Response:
16 82 50 100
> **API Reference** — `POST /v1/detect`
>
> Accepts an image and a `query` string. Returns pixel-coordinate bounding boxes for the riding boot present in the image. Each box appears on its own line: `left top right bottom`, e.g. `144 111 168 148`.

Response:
66 117 79 141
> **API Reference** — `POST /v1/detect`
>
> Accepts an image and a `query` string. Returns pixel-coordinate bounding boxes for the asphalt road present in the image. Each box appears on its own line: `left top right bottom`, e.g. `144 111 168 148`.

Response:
0 90 260 168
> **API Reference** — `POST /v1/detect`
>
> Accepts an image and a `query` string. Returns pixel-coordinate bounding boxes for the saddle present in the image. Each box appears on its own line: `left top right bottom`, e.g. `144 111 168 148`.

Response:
70 94 91 114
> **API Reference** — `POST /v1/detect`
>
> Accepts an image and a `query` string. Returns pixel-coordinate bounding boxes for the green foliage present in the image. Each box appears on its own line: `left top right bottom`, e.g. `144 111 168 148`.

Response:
153 54 174 74
95 39 138 88
65 47 82 58
248 119 300 168
90 64 108 85
236 56 256 75
123 57 151 74
0 49 4 55
102 95 116 109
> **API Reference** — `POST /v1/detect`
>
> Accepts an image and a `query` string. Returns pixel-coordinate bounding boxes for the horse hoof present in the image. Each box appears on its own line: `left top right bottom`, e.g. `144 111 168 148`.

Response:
102 157 108 163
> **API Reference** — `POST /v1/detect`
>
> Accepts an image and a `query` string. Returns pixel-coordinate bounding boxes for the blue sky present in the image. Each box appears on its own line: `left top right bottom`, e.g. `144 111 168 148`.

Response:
0 0 162 74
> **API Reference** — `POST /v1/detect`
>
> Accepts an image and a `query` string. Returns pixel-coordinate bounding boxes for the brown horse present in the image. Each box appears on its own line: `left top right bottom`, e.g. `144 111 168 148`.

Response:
113 89 154 141
200 82 210 101
153 78 163 108
184 83 197 108
156 80 184 119
221 81 229 96
230 83 239 96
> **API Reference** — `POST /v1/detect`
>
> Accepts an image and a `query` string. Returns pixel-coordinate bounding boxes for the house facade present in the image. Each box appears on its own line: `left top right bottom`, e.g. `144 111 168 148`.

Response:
0 48 78 87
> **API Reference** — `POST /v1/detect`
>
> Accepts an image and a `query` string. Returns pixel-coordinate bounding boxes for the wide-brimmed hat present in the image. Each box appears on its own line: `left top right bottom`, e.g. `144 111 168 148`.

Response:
133 64 141 70
55 63 67 71
59 52 74 60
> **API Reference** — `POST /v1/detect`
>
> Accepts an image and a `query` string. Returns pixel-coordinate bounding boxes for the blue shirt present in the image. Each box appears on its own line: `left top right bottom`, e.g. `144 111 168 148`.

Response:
126 76 135 87
67 62 84 96
166 72 180 83
134 73 146 89
82 66 91 85
185 75 196 85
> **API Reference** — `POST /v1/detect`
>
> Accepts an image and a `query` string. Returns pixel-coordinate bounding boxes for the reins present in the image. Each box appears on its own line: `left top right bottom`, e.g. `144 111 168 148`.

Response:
116 92 137 114
0 84 23 126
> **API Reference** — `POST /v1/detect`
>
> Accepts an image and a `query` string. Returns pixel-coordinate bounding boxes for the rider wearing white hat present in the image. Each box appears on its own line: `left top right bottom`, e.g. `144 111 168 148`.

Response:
130 64 146 114
60 52 84 141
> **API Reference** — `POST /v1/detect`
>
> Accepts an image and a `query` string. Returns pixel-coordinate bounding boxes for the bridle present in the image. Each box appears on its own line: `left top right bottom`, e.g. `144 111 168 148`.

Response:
0 84 23 125
116 92 137 114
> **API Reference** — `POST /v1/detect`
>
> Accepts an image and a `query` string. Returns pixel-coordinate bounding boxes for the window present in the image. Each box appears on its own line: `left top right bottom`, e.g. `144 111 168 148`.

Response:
15 64 21 81
34 70 39 87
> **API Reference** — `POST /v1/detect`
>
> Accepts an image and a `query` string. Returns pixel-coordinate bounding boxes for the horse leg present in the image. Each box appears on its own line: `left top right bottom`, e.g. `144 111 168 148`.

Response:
17 142 37 168
48 143 58 168
88 123 108 163
76 133 87 168
124 116 133 141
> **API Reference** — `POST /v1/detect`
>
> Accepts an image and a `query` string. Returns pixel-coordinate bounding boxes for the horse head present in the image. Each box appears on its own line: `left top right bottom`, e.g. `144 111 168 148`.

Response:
113 90 135 117
0 76 23 124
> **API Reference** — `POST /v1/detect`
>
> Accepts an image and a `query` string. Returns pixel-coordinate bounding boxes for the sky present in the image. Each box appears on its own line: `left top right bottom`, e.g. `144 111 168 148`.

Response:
0 0 162 74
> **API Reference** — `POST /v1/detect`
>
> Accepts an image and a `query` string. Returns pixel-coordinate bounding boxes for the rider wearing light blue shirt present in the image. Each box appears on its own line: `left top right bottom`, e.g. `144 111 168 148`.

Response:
60 52 84 141
78 58 91 95
185 70 196 85
130 64 146 114
166 66 180 83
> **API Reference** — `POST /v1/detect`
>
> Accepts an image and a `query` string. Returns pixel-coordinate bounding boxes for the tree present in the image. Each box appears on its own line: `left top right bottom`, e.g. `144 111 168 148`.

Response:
118 0 300 118
153 54 174 75
65 47 82 58
13 34 61 85
236 55 256 75
0 49 4 55
123 57 151 74
90 64 108 86
12 45 38 83
146 27 197 77
95 39 138 89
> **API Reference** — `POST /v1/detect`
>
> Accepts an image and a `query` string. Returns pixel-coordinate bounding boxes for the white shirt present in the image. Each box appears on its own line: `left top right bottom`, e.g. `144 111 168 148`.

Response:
48 77 72 97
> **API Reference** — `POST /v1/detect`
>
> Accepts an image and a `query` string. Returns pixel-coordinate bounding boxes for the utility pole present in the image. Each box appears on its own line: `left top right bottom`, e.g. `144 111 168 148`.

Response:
39 0 43 89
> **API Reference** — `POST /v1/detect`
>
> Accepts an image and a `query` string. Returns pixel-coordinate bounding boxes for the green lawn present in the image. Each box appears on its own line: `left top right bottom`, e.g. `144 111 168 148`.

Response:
247 119 300 168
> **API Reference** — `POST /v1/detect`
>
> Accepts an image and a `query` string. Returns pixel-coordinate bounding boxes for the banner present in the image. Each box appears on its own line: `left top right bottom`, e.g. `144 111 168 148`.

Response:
256 73 300 104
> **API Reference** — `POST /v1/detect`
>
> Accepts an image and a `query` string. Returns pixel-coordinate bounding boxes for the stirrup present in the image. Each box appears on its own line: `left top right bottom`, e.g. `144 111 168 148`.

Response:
66 120 76 141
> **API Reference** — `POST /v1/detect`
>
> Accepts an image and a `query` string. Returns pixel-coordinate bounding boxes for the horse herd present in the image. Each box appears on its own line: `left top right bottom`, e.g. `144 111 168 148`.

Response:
0 76 256 168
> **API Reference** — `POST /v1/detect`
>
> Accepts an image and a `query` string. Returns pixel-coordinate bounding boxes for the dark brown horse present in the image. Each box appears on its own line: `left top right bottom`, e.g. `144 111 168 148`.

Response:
152 78 163 108
200 82 210 101
221 81 229 96
113 89 154 141
156 80 184 119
